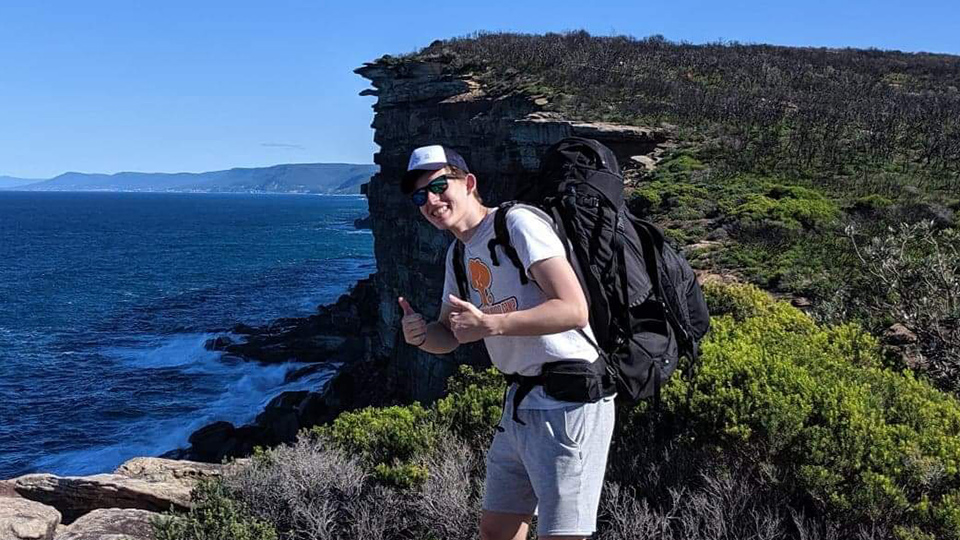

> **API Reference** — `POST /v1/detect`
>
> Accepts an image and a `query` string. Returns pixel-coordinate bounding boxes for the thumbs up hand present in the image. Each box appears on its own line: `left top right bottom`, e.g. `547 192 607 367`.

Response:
398 297 427 347
447 294 496 344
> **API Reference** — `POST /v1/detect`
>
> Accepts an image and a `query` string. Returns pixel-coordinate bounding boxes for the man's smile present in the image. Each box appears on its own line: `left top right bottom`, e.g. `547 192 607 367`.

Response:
429 205 450 218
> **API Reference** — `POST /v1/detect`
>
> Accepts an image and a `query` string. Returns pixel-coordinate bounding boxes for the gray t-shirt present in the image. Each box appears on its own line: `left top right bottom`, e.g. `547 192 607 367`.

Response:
441 205 600 409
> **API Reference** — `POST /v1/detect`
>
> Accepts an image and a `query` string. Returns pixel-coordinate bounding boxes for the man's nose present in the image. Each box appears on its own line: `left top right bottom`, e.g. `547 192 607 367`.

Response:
426 190 443 204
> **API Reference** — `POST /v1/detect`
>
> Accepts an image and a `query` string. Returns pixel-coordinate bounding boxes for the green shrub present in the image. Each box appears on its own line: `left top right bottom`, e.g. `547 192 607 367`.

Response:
435 365 504 444
665 283 960 538
731 184 839 230
298 368 504 490
374 461 430 489
850 194 895 215
152 479 277 540
315 403 436 466
629 179 712 219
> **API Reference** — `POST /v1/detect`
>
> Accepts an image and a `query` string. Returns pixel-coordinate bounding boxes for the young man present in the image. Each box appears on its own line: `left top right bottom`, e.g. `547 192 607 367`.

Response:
397 145 615 540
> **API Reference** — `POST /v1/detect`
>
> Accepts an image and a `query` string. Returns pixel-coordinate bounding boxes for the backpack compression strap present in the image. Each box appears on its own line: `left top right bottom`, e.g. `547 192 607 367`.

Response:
633 220 692 353
489 202 529 286
452 240 470 300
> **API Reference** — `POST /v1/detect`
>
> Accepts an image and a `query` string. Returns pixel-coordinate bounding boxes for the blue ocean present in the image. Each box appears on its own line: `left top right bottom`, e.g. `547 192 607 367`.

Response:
0 192 374 479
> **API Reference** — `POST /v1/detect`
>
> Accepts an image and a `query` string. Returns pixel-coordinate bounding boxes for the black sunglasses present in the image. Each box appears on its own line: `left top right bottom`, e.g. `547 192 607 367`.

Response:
410 175 451 207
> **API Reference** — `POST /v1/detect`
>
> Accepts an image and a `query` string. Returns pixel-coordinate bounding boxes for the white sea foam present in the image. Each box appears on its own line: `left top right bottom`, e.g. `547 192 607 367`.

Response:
102 334 223 370
29 333 339 476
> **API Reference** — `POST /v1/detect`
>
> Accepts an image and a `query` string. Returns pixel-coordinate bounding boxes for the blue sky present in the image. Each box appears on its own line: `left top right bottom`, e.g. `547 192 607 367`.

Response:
1 1 957 179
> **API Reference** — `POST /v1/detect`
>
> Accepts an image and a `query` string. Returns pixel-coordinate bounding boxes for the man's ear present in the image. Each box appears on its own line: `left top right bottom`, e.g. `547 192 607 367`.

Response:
465 173 478 195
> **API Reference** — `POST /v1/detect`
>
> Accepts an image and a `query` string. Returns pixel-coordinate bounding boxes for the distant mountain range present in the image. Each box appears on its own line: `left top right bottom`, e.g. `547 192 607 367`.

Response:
0 163 378 194
0 175 43 190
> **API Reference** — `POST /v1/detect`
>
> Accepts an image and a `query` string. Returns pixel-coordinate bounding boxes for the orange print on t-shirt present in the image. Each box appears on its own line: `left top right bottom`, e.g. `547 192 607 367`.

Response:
468 258 495 307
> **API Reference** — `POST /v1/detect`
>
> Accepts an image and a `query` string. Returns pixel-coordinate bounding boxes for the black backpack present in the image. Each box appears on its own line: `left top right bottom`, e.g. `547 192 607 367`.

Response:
452 137 710 406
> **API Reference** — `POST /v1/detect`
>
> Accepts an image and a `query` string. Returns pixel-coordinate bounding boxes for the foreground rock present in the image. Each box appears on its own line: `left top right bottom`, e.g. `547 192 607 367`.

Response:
5 474 187 525
3 458 227 525
0 497 61 540
54 508 156 540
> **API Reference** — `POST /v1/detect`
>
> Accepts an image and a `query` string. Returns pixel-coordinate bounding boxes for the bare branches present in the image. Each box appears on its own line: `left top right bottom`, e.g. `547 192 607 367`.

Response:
419 33 960 182
845 220 960 390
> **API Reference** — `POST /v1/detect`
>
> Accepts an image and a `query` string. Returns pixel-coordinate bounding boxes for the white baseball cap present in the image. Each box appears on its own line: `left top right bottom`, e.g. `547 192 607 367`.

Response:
401 145 470 193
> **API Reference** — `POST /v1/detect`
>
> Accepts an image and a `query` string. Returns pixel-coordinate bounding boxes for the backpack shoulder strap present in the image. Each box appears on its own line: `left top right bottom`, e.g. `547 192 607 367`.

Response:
452 240 470 300
488 202 529 285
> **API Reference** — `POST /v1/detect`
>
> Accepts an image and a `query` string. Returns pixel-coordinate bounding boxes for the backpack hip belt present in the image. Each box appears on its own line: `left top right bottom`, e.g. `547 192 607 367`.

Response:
500 360 616 427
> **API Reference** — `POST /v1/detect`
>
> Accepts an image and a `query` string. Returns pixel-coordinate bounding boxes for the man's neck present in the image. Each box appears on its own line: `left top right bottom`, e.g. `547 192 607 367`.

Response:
450 203 492 243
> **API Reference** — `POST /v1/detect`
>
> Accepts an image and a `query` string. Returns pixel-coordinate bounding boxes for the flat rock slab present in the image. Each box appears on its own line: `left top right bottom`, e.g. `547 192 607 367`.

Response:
54 508 157 540
113 457 228 485
7 474 189 525
0 497 61 540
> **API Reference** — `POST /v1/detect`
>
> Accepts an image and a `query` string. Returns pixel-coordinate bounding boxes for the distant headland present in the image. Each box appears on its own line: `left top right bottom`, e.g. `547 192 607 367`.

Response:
0 163 378 194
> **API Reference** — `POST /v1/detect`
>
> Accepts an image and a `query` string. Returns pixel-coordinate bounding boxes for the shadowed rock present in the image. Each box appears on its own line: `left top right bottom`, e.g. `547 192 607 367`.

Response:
53 508 156 540
5 474 189 525
0 497 61 540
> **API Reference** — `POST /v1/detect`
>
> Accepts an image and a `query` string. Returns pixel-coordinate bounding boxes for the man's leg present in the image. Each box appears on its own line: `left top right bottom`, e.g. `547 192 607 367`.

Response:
519 399 616 539
482 396 539 540
479 511 531 540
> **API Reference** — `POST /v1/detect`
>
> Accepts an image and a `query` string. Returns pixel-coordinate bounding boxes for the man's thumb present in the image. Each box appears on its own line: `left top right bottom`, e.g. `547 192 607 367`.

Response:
398 296 416 316
447 294 470 310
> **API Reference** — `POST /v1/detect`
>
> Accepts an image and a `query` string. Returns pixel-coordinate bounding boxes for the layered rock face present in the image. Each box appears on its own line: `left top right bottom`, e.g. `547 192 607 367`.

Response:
355 54 670 401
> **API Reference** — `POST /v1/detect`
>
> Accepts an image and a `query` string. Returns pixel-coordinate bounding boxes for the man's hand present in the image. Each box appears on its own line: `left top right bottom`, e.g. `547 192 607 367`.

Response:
447 294 497 343
399 297 426 346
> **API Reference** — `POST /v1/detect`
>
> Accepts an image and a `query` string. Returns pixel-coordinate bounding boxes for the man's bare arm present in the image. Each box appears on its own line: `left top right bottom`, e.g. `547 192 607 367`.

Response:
419 303 460 354
446 256 588 342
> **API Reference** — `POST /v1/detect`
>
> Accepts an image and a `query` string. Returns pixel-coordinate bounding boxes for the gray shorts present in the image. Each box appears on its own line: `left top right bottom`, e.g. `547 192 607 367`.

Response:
482 391 616 537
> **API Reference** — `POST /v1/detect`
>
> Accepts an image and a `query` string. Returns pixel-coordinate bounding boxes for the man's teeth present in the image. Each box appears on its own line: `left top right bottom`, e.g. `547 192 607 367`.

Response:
431 207 449 218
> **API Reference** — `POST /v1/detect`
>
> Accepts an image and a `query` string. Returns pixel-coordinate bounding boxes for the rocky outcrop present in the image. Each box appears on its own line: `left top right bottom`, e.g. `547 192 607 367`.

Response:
2 458 229 526
0 497 61 540
171 330 394 463
5 474 188 525
204 276 378 365
113 458 230 486
355 53 673 401
884 323 919 345
170 276 392 461
54 508 155 540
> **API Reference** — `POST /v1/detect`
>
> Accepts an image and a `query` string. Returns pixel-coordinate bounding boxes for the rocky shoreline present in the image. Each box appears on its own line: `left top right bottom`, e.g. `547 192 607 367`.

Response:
162 275 400 464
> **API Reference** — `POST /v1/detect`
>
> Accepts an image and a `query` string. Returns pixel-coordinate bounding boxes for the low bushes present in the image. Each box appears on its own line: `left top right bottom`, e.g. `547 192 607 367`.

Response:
231 436 483 540
309 368 503 488
152 479 278 540
667 282 960 538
